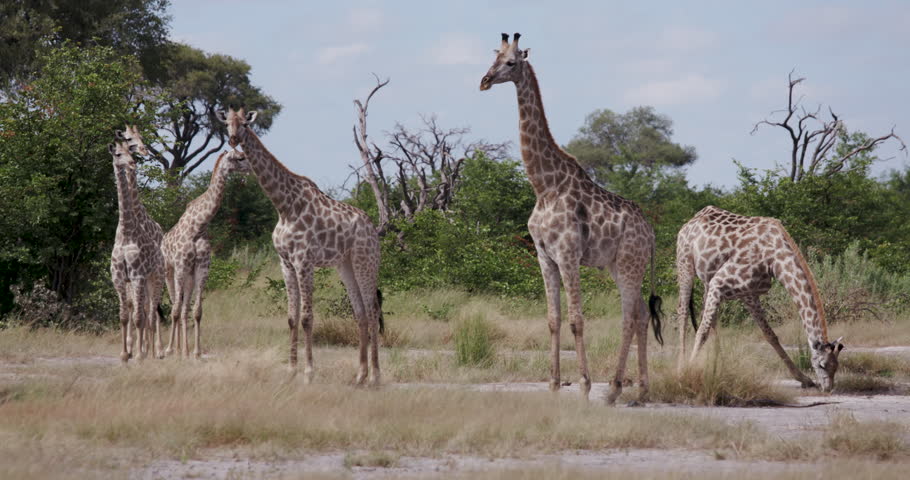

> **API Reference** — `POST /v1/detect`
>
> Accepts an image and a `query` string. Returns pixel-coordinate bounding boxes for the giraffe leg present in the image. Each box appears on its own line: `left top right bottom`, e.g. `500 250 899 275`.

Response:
635 298 650 403
559 262 590 399
296 265 315 384
606 284 641 405
169 267 191 359
149 273 165 359
742 296 817 388
339 258 370 386
279 257 301 373
180 272 193 359
689 281 725 362
675 257 695 372
131 278 149 361
164 263 177 356
354 252 382 386
114 278 131 363
538 254 562 392
191 250 211 360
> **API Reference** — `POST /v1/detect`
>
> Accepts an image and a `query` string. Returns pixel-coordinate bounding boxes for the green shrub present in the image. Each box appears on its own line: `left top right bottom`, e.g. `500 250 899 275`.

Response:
454 314 496 367
205 257 239 291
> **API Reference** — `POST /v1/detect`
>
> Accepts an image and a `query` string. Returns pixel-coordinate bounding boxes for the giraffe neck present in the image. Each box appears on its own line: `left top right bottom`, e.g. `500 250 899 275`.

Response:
114 165 141 234
238 126 307 215
123 158 155 225
775 230 829 347
514 63 585 196
178 156 232 234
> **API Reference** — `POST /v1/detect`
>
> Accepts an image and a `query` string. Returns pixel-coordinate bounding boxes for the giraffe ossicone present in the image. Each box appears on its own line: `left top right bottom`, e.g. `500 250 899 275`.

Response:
216 107 383 386
480 33 664 405
675 205 844 391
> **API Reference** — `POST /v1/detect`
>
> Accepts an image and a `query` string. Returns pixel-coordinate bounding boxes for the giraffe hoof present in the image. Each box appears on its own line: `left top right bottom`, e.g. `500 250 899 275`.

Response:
120 352 130 363
561 381 572 387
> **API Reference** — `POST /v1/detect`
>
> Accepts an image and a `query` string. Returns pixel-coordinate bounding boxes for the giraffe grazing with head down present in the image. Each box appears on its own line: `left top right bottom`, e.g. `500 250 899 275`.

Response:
480 33 663 404
115 125 166 357
109 140 166 362
216 108 383 385
675 206 844 391
162 149 250 358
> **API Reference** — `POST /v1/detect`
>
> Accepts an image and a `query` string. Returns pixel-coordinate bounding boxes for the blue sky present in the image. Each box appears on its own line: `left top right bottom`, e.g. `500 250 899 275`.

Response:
169 0 910 190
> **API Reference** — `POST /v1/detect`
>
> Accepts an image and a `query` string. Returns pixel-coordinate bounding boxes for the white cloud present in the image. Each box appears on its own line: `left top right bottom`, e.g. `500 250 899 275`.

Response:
316 43 370 65
618 58 677 76
348 7 384 32
428 33 486 66
623 74 724 106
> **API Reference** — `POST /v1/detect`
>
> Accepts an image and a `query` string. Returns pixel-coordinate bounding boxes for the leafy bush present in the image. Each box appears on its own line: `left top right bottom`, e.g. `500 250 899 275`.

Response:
206 258 240 291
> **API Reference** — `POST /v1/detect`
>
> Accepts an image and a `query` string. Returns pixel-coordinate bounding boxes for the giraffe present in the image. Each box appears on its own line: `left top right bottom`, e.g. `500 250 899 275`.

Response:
675 205 844 391
114 125 166 357
215 107 383 385
480 33 663 404
162 149 251 358
109 140 166 362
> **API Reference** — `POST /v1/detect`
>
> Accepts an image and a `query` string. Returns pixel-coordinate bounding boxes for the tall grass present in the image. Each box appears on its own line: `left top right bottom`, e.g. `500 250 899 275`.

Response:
454 314 498 367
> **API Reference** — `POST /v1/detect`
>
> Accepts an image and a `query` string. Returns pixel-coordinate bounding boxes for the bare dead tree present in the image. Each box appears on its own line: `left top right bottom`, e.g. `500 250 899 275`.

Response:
751 70 906 182
351 75 510 231
353 74 392 233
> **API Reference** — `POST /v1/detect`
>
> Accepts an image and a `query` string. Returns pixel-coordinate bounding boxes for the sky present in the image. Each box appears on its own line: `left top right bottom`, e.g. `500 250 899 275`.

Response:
169 0 910 191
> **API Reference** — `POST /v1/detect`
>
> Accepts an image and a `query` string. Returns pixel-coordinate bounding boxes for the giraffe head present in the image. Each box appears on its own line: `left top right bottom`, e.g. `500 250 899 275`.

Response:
215 107 258 148
219 149 251 175
109 141 138 171
114 125 149 156
479 32 529 91
811 336 844 392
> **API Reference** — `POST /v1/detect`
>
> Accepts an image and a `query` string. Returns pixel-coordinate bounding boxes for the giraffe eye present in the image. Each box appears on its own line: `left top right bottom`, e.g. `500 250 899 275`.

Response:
506 61 515 67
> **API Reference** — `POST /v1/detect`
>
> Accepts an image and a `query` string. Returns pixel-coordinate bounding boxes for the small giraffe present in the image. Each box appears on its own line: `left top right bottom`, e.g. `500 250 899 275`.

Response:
109 140 166 362
675 205 844 391
115 125 166 357
216 108 383 385
480 33 663 404
162 149 250 358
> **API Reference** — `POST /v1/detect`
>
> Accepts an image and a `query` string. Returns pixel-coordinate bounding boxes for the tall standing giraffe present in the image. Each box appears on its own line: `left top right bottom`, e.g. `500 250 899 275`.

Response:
216 108 382 385
480 33 663 404
162 149 250 358
675 205 844 391
115 125 166 357
109 140 166 362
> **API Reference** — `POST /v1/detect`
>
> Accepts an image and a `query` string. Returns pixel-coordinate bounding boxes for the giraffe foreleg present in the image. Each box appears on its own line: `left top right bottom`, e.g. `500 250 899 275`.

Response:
689 281 724 362
191 250 211 360
279 258 301 374
538 254 562 392
559 263 590 400
114 278 131 363
296 265 315 384
742 296 816 388
131 278 149 361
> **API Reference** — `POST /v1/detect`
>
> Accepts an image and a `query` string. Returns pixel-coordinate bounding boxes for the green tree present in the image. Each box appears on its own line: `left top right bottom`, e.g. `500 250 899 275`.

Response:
0 43 150 313
0 0 171 87
566 106 696 187
147 43 282 183
452 154 535 236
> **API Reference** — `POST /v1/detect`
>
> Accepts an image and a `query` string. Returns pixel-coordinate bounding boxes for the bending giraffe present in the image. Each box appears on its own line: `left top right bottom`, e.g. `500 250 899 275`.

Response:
675 206 844 391
216 108 383 385
480 33 663 404
109 140 166 362
162 149 250 358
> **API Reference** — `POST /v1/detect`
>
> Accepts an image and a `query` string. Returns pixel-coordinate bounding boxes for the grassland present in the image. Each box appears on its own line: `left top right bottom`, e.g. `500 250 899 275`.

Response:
1 263 909 479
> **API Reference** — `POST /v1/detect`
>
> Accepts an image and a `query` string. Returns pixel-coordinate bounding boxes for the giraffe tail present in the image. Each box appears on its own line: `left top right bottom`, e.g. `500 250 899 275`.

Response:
376 288 385 335
648 244 664 346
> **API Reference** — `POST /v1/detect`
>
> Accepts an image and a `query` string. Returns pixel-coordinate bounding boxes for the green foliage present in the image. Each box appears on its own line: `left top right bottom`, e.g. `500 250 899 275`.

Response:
0 43 150 315
206 258 239 291
454 314 496 367
380 210 543 297
0 0 171 86
452 154 536 236
566 106 696 186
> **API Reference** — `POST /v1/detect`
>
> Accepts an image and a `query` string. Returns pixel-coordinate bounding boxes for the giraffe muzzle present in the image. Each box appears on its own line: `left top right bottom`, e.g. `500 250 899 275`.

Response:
229 135 239 148
479 76 492 91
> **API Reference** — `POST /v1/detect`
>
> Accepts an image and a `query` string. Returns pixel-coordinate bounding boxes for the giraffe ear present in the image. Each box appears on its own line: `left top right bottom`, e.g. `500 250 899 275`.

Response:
215 110 228 123
128 144 138 154
245 111 258 124
108 143 116 155
522 48 530 59
114 130 125 140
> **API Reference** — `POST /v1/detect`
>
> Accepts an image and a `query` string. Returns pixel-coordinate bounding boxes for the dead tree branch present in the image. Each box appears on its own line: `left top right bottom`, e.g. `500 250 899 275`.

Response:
353 73 392 234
